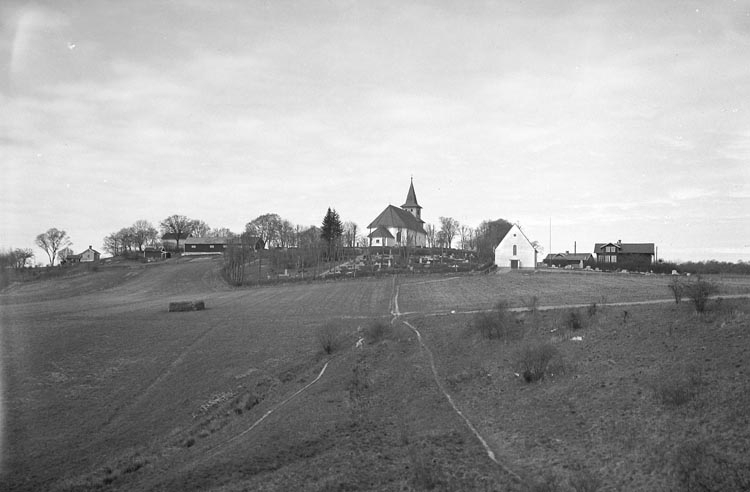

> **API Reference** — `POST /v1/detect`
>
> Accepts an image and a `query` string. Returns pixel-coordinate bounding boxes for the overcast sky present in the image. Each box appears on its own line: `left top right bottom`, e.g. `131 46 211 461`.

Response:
2 0 749 263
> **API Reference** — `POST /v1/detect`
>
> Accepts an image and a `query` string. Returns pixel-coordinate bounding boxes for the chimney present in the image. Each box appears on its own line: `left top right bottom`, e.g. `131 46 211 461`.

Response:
617 239 622 246
574 241 577 254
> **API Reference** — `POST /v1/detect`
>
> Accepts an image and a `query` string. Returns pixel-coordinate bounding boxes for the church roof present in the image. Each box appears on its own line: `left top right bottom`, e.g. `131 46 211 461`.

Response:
367 226 394 239
401 179 421 210
367 205 426 234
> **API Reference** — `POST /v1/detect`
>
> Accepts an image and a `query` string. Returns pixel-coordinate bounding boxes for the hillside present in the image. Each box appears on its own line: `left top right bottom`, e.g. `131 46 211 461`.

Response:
2 261 749 490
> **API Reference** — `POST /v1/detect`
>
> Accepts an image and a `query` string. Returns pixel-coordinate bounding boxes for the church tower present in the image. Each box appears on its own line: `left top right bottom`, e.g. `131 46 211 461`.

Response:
401 178 423 222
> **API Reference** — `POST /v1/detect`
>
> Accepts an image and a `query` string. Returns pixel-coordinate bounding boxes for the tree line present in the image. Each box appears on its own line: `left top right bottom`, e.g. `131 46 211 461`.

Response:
13 210 533 268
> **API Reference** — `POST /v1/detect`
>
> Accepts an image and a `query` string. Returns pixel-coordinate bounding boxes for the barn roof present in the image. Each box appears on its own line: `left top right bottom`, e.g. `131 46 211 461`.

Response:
544 253 594 261
367 205 426 234
162 232 190 241
595 243 655 254
185 237 232 245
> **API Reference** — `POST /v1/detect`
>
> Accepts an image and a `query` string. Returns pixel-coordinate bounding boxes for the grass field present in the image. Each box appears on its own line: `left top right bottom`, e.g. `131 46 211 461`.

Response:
1 259 749 491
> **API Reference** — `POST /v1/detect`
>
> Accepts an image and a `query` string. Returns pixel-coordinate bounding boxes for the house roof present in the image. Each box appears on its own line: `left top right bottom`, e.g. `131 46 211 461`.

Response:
595 243 655 254
368 226 394 239
367 205 427 234
162 232 190 241
185 237 231 245
80 246 100 255
401 179 421 210
544 253 594 261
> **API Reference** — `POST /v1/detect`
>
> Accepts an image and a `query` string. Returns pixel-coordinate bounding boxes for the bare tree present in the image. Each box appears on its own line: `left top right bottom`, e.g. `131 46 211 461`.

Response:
191 220 211 237
459 225 473 250
207 227 235 238
278 220 296 248
160 215 199 251
343 221 359 248
245 213 282 248
426 223 437 248
58 247 75 263
439 217 459 249
35 228 72 266
131 220 159 251
1 248 34 268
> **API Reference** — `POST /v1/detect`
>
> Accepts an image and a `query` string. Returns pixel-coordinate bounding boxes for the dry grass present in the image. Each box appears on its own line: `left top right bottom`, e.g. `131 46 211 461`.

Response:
3 266 750 492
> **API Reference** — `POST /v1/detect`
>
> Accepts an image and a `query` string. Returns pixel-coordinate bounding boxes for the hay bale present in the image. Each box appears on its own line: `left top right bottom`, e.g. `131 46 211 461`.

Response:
169 300 206 312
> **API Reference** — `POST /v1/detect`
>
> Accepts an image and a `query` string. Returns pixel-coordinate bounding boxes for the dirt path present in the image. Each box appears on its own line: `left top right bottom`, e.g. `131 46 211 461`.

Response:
390 277 525 485
406 293 750 318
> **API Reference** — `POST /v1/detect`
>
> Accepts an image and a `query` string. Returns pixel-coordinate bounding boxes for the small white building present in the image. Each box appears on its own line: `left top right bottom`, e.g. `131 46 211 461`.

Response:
80 246 101 263
494 224 537 269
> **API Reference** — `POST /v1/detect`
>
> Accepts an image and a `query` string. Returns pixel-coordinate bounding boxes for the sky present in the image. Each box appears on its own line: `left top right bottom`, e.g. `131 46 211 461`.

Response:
1 0 749 263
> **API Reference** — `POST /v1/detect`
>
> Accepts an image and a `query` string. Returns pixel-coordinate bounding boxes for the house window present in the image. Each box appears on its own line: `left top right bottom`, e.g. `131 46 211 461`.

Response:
191 245 196 249
210 245 215 249
513 245 517 256
605 254 617 263
605 246 616 253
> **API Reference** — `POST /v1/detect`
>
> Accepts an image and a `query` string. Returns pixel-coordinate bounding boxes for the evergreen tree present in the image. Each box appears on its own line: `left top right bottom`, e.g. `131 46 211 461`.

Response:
320 207 343 260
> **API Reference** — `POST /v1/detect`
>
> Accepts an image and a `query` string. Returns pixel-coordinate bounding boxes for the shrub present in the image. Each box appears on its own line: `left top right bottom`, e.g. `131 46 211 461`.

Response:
668 277 684 304
586 302 598 318
651 366 703 406
408 446 444 490
565 309 585 331
670 440 750 491
517 342 562 383
529 472 565 492
470 301 523 342
364 320 392 343
522 295 540 312
570 469 602 492
317 322 341 354
684 277 718 313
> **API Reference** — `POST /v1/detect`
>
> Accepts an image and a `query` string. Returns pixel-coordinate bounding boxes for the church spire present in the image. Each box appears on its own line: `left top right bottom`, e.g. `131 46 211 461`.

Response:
401 177 422 221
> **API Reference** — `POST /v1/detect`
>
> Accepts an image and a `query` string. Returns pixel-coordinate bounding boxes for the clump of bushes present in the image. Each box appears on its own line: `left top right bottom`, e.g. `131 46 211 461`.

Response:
317 322 342 354
668 277 685 304
470 301 524 342
669 440 750 491
569 469 602 492
364 320 392 343
565 309 585 331
651 366 703 406
517 341 563 383
684 277 718 313
587 302 598 318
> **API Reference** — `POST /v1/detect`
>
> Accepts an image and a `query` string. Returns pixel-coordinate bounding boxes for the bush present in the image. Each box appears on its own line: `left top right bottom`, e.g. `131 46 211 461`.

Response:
364 320 392 343
586 302 598 318
668 277 685 304
566 309 585 331
670 440 750 491
470 301 523 342
684 277 718 313
652 366 703 406
517 342 562 383
570 469 602 492
317 322 342 354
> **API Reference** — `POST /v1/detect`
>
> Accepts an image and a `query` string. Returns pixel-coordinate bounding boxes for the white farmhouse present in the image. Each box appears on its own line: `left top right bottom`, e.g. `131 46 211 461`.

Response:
80 246 101 263
494 224 537 269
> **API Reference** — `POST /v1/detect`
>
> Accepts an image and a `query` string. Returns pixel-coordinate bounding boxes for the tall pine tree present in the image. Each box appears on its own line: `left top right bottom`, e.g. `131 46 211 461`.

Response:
320 207 343 260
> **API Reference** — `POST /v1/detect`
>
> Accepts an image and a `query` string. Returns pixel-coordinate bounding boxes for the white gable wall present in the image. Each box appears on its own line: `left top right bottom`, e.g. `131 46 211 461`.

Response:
494 224 537 269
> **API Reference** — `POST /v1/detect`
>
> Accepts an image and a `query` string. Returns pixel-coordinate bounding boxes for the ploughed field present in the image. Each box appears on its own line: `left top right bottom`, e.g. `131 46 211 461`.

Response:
1 259 749 491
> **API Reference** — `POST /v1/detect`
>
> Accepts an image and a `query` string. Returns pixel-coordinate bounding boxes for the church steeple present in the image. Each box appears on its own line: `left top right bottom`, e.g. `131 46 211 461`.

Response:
401 177 422 222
